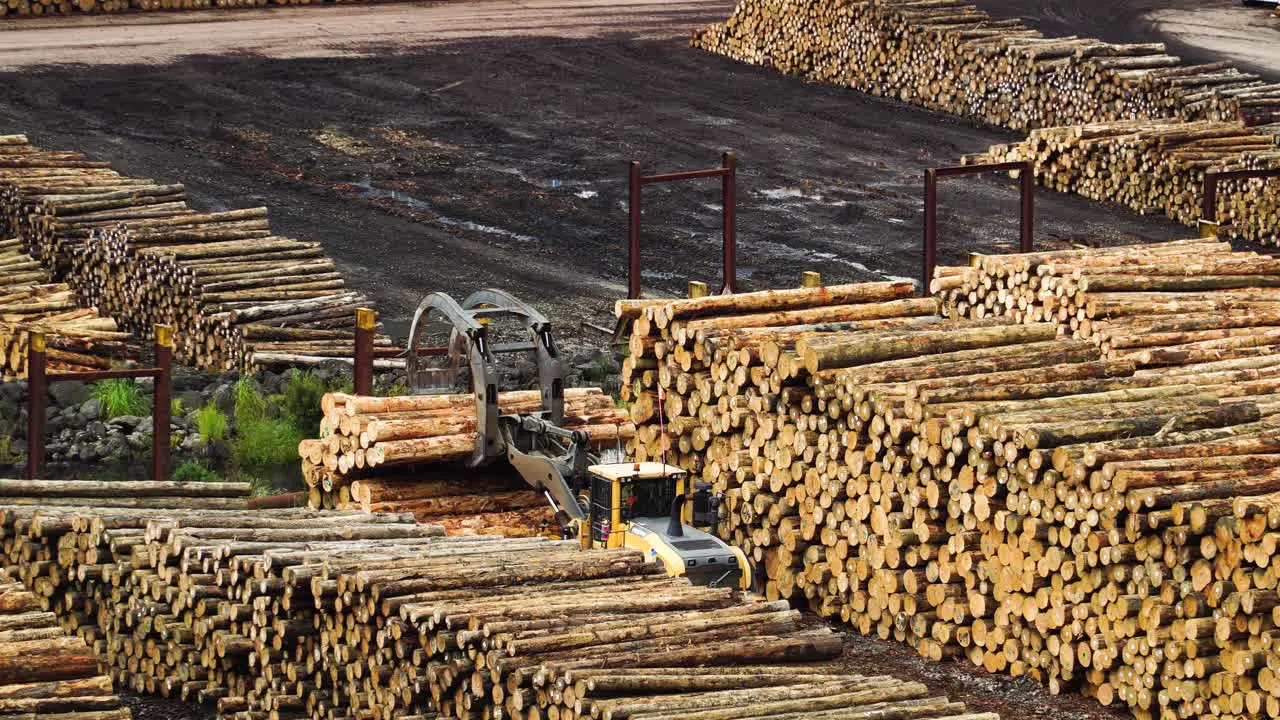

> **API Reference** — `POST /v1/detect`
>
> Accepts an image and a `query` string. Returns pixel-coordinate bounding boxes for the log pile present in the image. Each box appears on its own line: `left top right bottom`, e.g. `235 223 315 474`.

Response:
1 133 391 372
934 238 1280 369
970 120 1280 245
693 0 1280 130
300 387 635 534
0 480 998 720
0 581 132 719
0 237 136 378
621 275 1280 720
75 224 399 371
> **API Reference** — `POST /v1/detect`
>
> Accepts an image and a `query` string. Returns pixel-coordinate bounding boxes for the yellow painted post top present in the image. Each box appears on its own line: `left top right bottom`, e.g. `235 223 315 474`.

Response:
1198 219 1226 239
967 252 984 267
801 271 821 288
154 325 174 348
687 281 709 299
356 308 376 330
29 331 46 353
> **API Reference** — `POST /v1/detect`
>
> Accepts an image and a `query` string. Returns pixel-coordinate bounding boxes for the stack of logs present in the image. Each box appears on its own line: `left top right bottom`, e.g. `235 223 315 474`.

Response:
75 224 400 370
693 0 1280 129
299 388 635 535
0 479 999 720
621 271 1280 720
0 133 391 372
0 237 135 378
969 120 1280 245
934 237 1280 368
0 581 131 719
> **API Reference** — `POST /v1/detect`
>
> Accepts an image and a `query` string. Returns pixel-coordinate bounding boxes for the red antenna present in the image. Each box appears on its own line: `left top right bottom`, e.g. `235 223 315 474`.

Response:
656 384 670 468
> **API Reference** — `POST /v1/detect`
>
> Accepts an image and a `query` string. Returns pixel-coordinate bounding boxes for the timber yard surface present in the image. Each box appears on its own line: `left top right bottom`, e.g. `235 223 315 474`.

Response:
6 0 1269 341
2 0 1279 719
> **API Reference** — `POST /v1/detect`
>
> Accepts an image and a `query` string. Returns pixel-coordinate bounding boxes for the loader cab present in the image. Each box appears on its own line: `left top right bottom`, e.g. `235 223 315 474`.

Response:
585 462 686 547
582 461 752 590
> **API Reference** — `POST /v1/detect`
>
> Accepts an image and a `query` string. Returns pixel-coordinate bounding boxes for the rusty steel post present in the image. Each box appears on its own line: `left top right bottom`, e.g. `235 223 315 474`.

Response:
25 332 46 481
628 161 643 299
722 151 738 295
1202 171 1219 226
923 169 938 297
152 326 173 482
354 308 376 396
1020 161 1035 253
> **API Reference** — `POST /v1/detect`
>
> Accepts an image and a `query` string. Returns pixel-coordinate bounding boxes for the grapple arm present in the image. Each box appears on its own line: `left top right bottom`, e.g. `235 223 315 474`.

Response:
498 414 594 522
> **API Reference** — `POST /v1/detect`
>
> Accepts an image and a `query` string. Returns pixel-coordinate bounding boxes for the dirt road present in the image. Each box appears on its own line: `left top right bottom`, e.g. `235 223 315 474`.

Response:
971 0 1279 78
1147 1 1280 76
0 0 735 67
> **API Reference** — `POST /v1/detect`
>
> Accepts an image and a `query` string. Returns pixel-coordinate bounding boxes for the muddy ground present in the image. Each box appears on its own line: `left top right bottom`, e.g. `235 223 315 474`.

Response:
0 0 1224 342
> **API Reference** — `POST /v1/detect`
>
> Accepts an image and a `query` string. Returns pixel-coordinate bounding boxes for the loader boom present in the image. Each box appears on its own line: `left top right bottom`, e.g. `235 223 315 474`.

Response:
499 414 590 522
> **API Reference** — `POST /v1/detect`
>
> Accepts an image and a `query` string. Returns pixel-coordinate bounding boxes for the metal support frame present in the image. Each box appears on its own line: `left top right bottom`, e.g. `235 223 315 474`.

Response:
628 152 738 299
923 161 1035 294
27 325 173 481
354 308 376 396
1201 168 1280 237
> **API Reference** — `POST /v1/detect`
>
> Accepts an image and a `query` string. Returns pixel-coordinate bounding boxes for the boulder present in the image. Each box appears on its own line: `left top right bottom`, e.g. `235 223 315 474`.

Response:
81 397 103 421
48 381 89 408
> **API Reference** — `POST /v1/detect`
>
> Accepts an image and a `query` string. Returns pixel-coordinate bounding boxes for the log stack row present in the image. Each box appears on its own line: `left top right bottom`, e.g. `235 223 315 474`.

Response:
620 274 1280 720
299 387 635 535
970 120 1280 245
934 238 1280 369
693 0 1280 130
0 580 132 719
0 479 998 720
0 133 391 372
0 237 136 378
74 224 400 371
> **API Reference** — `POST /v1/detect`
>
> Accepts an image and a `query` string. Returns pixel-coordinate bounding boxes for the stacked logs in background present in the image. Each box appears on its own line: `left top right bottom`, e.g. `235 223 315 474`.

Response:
620 272 1280 720
0 237 136 378
1 134 392 372
0 480 997 720
75 224 400 371
0 581 131 720
970 120 1280 245
693 0 1280 130
300 387 634 533
934 238 1280 369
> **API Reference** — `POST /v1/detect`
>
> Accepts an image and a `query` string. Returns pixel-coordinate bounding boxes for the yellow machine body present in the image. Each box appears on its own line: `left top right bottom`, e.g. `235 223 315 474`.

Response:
574 461 750 590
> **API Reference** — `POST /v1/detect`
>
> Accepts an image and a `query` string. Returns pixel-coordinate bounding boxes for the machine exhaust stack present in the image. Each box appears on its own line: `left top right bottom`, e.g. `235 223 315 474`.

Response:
667 495 685 538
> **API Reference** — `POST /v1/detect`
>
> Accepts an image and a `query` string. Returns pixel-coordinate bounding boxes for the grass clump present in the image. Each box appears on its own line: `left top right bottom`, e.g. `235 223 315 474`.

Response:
376 378 410 397
92 379 149 419
282 370 327 433
234 377 268 423
173 460 221 483
193 403 229 445
0 435 23 464
234 417 304 473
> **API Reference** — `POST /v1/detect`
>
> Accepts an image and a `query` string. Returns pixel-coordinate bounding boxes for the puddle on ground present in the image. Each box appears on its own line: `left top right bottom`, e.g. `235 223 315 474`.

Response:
351 180 539 243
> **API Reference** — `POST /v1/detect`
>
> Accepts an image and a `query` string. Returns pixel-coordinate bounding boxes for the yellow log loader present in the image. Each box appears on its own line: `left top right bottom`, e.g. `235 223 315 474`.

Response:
404 289 751 590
